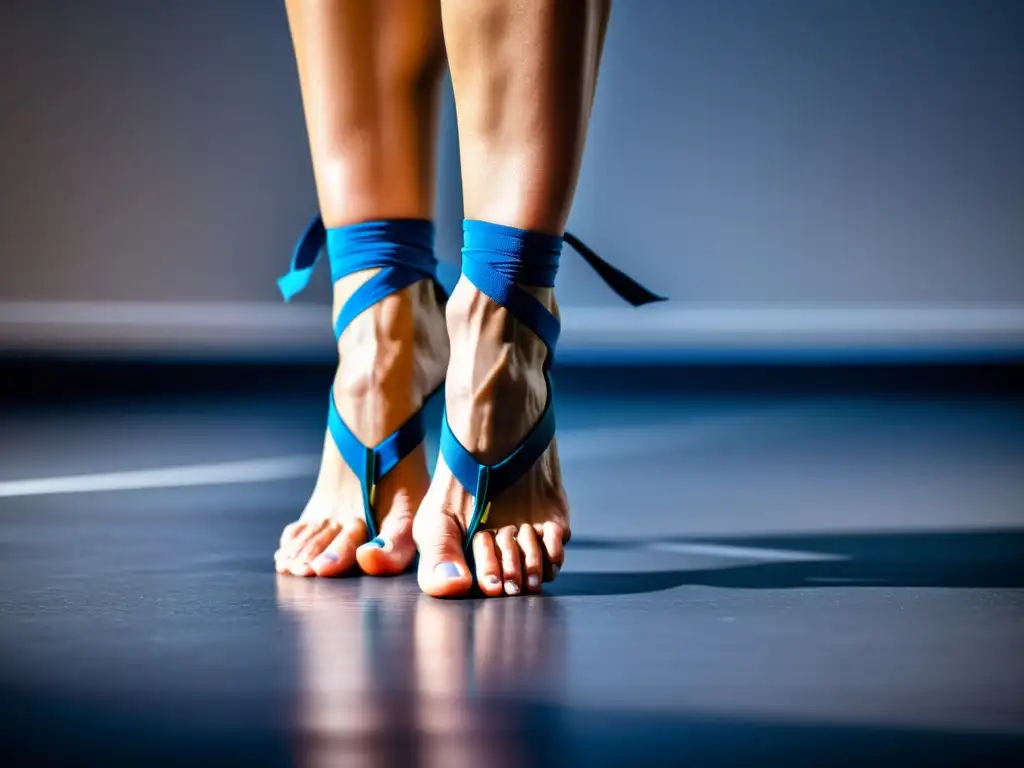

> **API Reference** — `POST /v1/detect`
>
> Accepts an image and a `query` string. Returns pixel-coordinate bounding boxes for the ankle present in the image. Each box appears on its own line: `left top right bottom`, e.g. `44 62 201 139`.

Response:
337 274 445 375
442 279 549 462
446 270 555 351
446 277 552 373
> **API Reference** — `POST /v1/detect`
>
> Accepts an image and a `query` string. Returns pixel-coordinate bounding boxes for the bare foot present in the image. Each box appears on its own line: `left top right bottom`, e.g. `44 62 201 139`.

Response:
413 277 569 598
275 269 448 577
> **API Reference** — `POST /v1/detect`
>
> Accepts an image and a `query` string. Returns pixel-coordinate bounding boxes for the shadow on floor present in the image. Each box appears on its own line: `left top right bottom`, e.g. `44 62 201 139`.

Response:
550 529 1024 597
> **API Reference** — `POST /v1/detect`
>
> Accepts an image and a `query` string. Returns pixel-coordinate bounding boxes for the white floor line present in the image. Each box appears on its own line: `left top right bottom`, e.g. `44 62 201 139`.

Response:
0 455 320 498
0 421 709 500
650 542 845 562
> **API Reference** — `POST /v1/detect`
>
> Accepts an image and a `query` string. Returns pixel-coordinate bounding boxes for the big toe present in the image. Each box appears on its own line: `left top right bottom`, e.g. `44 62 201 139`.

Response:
356 513 416 576
414 512 473 598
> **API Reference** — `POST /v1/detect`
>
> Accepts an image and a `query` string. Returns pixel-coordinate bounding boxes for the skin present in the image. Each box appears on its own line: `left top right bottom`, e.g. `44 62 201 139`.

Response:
413 0 612 597
276 0 611 598
275 0 449 578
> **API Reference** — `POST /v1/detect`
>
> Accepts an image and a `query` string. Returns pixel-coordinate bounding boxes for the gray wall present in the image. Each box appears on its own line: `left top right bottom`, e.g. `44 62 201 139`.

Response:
1 0 1022 358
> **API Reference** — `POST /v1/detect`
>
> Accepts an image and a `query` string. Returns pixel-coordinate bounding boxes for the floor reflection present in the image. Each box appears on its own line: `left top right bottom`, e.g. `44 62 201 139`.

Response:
276 576 566 767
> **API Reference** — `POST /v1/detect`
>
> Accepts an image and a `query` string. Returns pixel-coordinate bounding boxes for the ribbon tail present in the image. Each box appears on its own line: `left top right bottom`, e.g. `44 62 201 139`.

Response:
564 231 668 307
278 214 327 301
277 267 315 302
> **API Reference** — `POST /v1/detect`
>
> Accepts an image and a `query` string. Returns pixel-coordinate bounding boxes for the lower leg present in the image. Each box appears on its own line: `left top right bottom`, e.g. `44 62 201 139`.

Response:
287 0 445 225
446 0 607 233
415 0 610 597
276 0 449 577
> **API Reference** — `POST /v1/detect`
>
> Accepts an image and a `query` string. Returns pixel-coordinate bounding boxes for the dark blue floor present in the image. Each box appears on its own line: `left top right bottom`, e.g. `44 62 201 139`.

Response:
1 363 1023 766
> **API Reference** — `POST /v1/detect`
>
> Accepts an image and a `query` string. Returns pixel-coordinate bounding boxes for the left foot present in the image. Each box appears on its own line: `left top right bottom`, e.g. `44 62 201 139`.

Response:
413 277 570 598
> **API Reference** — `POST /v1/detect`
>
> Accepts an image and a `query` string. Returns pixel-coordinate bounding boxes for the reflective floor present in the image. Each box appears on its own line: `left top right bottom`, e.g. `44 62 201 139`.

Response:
1 364 1023 766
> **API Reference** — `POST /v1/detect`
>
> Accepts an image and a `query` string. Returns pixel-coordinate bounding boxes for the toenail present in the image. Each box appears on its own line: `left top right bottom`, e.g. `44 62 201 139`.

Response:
485 574 501 589
527 574 540 589
504 580 520 596
435 562 461 581
551 564 561 578
317 551 339 563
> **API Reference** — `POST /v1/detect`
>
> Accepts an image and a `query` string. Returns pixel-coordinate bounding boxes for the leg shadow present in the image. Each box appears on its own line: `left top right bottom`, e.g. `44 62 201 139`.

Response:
549 529 1024 597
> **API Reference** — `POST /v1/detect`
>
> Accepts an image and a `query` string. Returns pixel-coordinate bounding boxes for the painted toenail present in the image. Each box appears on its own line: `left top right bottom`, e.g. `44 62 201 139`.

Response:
318 551 340 563
504 580 520 595
551 564 561 578
527 574 540 589
485 574 501 589
436 562 461 581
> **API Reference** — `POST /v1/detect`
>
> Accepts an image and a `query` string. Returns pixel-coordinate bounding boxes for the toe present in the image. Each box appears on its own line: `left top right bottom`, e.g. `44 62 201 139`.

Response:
414 511 474 598
471 531 504 597
310 520 366 577
539 521 566 582
517 524 543 593
276 521 320 573
289 521 341 576
278 521 313 559
495 526 523 596
278 520 306 549
356 513 416 576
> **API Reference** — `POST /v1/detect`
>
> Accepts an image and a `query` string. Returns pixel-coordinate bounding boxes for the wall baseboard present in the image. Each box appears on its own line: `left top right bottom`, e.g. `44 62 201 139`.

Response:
1 301 1022 363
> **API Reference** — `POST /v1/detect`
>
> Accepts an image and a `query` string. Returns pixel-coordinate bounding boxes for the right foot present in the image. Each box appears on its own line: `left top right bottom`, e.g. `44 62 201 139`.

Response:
275 270 448 578
413 277 570 598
